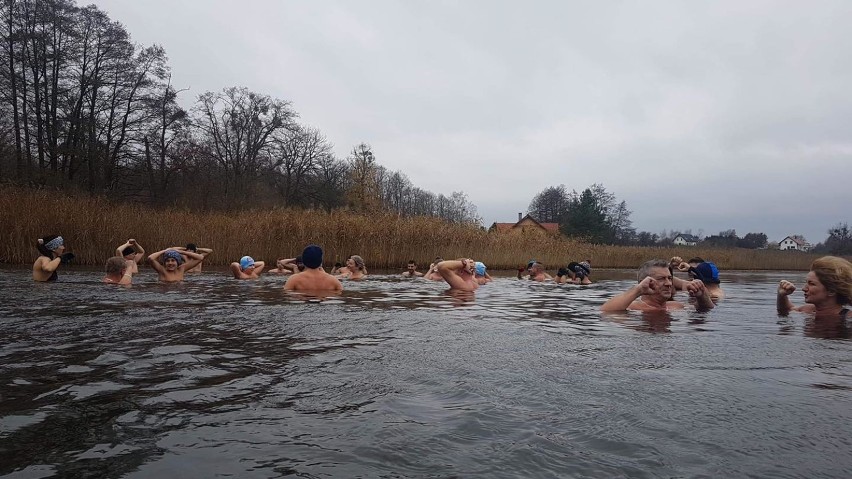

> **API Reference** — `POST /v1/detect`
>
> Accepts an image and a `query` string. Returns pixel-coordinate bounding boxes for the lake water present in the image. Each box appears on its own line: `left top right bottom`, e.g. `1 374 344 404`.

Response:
1 268 850 478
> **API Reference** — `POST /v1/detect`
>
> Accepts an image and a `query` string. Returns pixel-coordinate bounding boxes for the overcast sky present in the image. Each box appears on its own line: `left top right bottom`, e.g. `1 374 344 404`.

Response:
90 0 852 244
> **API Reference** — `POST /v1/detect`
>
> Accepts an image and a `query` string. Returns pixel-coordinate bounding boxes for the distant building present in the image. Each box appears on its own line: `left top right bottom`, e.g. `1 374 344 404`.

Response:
779 236 811 252
673 234 700 246
489 213 559 235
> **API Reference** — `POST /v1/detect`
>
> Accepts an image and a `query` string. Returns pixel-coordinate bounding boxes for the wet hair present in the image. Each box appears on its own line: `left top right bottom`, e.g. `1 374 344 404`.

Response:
36 234 61 258
351 255 366 272
121 246 135 257
434 257 443 263
408 260 416 266
810 256 852 306
185 243 198 252
638 259 670 282
105 256 127 275
687 257 705 264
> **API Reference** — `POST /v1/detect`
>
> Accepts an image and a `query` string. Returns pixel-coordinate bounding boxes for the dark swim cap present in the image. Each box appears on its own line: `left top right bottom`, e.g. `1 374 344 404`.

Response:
692 262 720 284
302 245 323 269
121 246 135 256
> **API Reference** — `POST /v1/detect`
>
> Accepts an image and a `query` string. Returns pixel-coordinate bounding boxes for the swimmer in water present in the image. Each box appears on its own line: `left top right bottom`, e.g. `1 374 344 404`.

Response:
777 256 852 319
148 247 206 282
103 256 132 285
423 257 444 281
337 255 367 279
33 235 74 282
115 239 145 276
284 245 343 292
230 256 266 279
601 259 715 312
437 258 479 292
474 261 492 285
402 260 424 277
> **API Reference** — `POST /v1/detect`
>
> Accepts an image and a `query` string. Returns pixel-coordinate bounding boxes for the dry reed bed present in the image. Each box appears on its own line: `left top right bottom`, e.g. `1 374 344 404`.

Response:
0 186 820 270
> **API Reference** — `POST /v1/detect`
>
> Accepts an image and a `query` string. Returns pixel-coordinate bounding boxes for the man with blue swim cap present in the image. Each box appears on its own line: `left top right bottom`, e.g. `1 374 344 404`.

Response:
230 255 266 279
474 261 492 284
671 256 725 300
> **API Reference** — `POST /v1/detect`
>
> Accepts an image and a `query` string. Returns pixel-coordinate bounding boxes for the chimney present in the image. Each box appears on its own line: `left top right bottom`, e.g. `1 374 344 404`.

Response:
518 212 522 221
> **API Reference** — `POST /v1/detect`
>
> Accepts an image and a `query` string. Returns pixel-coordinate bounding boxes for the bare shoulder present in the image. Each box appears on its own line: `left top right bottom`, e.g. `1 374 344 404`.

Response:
665 301 686 310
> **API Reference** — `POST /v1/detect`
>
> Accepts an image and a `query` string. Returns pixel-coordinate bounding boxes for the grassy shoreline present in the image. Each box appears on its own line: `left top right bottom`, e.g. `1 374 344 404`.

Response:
1 186 825 270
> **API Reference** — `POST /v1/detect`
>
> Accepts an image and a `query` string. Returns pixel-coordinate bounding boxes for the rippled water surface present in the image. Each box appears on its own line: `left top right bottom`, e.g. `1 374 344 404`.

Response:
1 268 851 478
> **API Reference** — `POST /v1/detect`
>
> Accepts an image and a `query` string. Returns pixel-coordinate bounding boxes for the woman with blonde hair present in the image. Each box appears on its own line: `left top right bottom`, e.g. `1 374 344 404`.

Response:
777 256 852 318
337 255 367 280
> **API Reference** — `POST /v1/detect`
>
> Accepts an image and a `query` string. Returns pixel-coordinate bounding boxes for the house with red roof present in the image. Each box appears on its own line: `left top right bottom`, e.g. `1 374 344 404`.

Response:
489 213 560 235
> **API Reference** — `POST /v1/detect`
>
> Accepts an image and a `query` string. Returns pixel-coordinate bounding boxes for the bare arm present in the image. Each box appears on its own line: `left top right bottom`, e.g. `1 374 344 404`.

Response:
230 262 243 278
254 261 266 274
148 250 167 274
437 259 476 291
131 240 145 263
181 250 206 271
601 282 645 312
683 280 715 310
38 256 62 273
777 280 797 314
116 241 131 257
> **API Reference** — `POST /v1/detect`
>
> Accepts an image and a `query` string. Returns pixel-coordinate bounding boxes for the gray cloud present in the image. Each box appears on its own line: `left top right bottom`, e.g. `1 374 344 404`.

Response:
92 0 852 244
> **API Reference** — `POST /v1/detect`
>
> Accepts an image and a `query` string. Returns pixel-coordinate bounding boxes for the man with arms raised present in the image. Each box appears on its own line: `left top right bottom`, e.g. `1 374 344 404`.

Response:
437 258 479 292
284 245 343 292
230 255 266 279
148 248 206 283
601 259 715 312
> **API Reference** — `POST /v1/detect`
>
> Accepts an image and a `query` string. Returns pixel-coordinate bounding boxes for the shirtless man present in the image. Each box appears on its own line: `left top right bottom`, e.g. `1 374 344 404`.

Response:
284 245 343 292
670 256 725 300
601 259 715 312
402 260 424 277
115 239 145 276
519 260 552 282
181 243 213 273
437 258 479 292
103 256 132 285
474 261 492 285
148 248 206 283
230 256 266 279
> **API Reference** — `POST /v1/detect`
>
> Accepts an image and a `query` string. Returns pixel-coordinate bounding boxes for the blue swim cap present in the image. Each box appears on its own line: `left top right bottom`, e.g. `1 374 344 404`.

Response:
475 261 486 276
239 256 255 271
163 249 184 265
693 262 720 284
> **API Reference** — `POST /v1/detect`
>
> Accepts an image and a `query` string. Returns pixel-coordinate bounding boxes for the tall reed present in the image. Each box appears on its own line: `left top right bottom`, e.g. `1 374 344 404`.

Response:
0 186 826 270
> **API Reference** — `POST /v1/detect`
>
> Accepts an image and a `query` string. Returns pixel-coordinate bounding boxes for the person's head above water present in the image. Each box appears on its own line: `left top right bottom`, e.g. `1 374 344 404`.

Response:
349 255 366 272
475 262 487 277
121 246 135 258
809 256 852 306
691 262 720 285
302 245 323 269
185 243 198 252
239 256 255 271
105 256 126 275
37 235 64 257
162 249 184 268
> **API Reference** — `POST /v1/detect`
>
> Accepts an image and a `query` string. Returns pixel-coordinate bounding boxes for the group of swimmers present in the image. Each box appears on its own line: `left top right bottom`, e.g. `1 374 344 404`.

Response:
31 234 852 319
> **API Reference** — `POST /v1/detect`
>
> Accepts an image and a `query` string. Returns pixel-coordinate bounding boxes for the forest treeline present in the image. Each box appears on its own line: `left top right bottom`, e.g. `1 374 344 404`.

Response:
0 0 479 222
